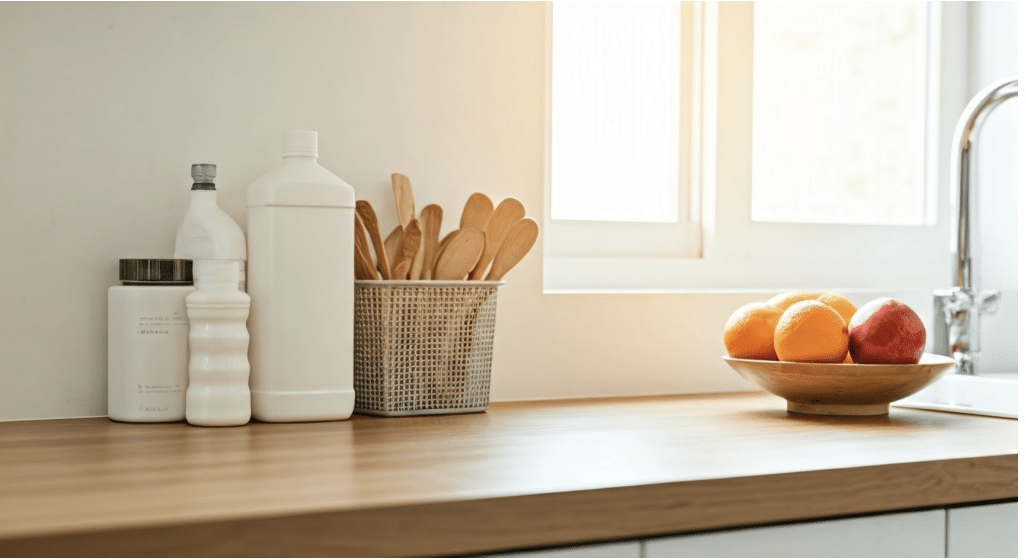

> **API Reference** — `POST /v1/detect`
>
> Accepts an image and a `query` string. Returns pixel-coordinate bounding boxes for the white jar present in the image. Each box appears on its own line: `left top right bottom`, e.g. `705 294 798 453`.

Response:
108 259 194 423
174 164 247 292
185 260 252 427
247 130 356 422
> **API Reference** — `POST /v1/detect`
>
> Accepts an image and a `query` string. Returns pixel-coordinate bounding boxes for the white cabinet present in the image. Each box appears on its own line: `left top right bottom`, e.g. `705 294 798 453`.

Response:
489 541 642 558
947 502 1018 558
643 510 945 558
489 502 1018 558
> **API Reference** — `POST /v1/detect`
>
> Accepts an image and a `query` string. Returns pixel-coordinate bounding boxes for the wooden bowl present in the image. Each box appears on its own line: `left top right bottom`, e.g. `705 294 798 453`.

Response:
723 353 955 416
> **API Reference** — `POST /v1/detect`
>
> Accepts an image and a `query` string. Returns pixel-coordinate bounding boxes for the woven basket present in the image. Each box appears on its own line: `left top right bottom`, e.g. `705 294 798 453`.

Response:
353 280 502 416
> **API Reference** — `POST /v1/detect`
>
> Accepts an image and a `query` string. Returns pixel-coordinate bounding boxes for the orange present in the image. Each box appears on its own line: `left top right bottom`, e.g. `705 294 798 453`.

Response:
817 292 857 325
767 290 824 312
773 300 849 363
723 302 783 360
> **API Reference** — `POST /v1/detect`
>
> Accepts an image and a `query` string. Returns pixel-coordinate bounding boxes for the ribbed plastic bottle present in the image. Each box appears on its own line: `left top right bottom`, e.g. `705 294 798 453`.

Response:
185 259 252 427
174 164 248 292
246 130 356 422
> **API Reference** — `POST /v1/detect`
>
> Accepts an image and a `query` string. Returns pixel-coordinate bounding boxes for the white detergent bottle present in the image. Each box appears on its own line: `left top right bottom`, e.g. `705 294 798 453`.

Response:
174 164 247 291
185 259 252 427
246 130 355 422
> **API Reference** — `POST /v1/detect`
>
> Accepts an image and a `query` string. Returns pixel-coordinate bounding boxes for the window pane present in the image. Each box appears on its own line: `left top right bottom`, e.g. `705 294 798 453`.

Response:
751 2 928 225
551 1 681 222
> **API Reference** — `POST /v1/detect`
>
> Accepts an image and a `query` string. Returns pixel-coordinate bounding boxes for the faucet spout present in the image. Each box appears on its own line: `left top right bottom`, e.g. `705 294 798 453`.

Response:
951 75 1017 292
938 75 1017 375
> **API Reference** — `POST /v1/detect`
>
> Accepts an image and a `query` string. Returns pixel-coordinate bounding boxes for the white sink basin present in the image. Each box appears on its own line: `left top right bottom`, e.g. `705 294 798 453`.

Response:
894 372 1018 418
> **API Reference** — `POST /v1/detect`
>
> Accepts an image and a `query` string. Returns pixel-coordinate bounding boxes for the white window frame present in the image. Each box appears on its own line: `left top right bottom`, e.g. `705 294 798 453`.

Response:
544 1 967 294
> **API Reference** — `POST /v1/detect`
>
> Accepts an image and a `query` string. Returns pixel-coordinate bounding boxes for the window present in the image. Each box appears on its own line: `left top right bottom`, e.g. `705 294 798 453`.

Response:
545 1 963 293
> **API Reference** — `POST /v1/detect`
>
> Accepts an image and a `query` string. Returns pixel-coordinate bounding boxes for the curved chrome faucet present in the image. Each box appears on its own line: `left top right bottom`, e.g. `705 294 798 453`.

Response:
935 75 1017 375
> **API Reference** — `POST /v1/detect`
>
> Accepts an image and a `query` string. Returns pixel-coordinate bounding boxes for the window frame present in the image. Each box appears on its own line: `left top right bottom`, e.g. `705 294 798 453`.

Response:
544 1 967 294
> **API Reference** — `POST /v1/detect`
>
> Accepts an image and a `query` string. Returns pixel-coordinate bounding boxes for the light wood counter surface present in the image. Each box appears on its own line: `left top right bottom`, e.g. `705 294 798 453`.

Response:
0 393 1017 557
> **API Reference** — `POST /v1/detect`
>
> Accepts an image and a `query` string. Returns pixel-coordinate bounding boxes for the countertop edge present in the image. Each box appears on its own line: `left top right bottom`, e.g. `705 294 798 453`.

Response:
0 453 1016 557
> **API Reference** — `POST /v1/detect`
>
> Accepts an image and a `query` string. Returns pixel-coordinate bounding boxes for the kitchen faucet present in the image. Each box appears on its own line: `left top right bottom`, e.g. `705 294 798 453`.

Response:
934 75 1018 375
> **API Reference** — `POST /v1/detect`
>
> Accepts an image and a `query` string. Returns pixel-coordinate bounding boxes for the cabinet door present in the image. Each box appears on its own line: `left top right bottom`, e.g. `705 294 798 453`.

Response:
488 540 642 558
643 510 945 558
947 502 1017 558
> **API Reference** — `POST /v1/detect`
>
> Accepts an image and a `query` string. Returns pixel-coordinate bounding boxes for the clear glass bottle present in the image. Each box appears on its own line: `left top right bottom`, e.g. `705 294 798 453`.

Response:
107 259 193 422
185 259 252 427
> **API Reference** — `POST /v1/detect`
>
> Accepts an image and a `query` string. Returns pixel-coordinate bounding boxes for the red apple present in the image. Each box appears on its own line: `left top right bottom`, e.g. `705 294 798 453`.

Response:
848 298 927 364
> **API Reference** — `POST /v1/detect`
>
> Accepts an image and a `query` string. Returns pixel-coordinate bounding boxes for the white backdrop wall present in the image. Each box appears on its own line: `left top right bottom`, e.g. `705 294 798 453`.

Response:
0 2 1017 421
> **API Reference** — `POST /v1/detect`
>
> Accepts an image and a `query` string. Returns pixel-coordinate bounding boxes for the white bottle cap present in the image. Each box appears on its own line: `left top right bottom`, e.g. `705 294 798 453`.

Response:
282 130 318 158
193 259 241 290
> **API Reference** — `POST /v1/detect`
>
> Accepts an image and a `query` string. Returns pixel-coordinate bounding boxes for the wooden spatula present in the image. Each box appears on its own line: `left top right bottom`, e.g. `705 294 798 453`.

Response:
418 204 443 280
434 228 485 281
355 200 391 280
354 213 379 280
391 173 415 229
383 225 403 272
469 197 526 280
460 192 494 232
485 218 538 281
392 220 421 280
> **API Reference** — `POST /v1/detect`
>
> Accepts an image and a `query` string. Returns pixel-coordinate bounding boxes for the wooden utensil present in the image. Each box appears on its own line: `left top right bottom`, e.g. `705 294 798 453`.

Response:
417 204 442 280
354 241 374 280
433 228 485 281
356 200 392 280
384 225 403 272
460 192 494 232
469 197 526 280
431 229 459 279
392 220 421 280
485 218 538 281
354 213 379 280
391 173 415 229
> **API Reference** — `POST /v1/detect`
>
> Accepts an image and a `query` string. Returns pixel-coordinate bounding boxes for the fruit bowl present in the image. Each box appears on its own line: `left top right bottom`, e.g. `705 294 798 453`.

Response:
723 353 955 416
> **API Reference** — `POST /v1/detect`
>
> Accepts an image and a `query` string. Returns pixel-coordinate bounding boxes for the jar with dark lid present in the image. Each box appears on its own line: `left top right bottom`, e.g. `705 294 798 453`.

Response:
108 258 194 422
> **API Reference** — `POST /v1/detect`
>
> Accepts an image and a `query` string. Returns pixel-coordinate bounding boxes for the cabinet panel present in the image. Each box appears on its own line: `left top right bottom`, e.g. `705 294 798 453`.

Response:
488 541 642 558
644 510 945 558
947 502 1017 558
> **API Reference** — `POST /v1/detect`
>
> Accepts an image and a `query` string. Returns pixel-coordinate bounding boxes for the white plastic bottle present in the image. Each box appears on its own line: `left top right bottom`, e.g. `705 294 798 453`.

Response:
108 258 194 423
174 164 248 292
185 259 252 427
247 130 356 422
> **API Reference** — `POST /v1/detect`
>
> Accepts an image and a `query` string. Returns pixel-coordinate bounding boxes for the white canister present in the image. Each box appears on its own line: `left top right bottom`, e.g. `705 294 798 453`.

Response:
185 259 252 427
107 259 194 423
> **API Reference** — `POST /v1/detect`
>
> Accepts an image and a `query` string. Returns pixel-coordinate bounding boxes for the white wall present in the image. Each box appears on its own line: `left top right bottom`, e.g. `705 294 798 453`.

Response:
0 2 1017 421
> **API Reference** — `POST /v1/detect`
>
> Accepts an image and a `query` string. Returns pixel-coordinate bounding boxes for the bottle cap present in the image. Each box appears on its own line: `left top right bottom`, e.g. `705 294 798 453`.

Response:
282 130 318 158
119 259 193 285
191 164 216 191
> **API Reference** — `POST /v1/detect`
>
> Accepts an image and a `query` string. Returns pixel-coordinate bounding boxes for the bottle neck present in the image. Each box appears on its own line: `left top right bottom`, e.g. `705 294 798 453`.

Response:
188 190 219 209
283 154 318 162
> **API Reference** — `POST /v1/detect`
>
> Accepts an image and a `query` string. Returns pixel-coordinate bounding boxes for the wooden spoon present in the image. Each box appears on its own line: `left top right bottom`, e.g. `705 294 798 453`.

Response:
354 240 375 280
383 225 403 272
485 218 538 281
354 213 379 280
417 204 443 280
469 197 526 280
355 200 391 280
392 220 421 280
460 192 494 232
433 228 485 281
391 173 415 229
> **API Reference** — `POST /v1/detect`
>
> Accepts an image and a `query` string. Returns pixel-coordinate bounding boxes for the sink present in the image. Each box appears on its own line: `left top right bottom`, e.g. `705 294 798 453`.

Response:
893 373 1018 418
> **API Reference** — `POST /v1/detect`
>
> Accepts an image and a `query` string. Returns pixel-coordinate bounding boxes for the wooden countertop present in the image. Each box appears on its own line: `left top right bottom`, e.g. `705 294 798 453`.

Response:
0 393 1017 557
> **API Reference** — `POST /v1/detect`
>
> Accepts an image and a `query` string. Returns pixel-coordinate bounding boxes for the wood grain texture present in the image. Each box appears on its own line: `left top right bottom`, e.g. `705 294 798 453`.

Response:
0 393 1016 557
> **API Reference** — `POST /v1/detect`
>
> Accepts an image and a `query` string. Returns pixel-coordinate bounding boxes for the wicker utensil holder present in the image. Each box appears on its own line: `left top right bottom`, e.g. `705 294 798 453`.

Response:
353 280 502 416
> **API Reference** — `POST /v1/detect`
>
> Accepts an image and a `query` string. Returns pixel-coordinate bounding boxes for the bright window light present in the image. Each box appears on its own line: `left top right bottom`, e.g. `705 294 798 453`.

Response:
551 1 681 223
751 1 929 225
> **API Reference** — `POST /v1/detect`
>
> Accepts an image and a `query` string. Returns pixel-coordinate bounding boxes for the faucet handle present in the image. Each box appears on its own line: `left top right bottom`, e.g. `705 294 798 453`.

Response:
979 289 1001 315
